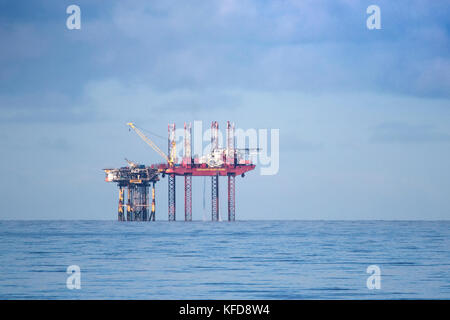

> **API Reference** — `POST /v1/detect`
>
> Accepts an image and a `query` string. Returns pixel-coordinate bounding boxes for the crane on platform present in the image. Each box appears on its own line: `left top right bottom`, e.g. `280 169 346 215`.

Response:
124 158 138 168
127 123 175 167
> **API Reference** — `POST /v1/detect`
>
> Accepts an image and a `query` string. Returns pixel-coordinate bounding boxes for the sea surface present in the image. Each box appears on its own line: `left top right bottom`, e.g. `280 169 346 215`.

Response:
0 220 448 299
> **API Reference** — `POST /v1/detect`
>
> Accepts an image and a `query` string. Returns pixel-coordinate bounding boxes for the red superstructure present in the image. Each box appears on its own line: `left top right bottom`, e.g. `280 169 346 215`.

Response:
151 162 255 176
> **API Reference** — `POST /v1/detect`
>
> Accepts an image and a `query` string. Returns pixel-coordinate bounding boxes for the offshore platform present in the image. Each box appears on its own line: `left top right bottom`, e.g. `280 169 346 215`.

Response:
104 160 159 221
104 121 257 221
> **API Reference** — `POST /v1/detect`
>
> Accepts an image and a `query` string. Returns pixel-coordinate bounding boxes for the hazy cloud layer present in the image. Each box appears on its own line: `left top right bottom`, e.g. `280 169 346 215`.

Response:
1 1 449 101
370 122 450 144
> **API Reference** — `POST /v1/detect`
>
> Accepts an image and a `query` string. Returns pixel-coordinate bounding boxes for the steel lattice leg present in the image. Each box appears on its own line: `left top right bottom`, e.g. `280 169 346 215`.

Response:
118 187 125 221
211 175 219 221
131 187 136 221
126 187 132 221
168 174 176 221
228 174 235 221
185 175 192 221
133 187 141 221
143 186 149 221
134 187 139 221
150 183 156 221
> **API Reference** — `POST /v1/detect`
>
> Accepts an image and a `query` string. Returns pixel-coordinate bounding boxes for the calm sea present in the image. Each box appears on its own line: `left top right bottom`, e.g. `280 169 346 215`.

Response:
0 220 448 299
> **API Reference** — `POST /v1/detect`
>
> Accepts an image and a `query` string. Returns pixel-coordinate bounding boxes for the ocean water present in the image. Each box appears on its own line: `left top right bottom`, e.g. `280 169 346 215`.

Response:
0 220 448 299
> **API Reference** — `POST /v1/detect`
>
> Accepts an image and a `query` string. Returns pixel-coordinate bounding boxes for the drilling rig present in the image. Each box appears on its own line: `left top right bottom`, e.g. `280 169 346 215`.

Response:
104 121 257 221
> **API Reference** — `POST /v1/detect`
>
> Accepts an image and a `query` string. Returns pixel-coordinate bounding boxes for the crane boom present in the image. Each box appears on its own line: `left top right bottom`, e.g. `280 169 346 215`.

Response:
127 123 171 164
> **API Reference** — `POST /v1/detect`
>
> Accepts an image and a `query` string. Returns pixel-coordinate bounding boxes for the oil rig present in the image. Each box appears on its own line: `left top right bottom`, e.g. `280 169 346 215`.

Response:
104 121 257 221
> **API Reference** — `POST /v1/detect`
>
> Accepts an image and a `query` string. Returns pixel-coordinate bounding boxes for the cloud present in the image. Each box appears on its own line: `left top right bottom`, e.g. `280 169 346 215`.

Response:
0 0 449 127
370 122 450 143
0 24 47 62
283 135 324 153
0 76 244 124
26 0 445 97
414 58 450 97
118 0 448 96
0 91 95 124
0 1 449 101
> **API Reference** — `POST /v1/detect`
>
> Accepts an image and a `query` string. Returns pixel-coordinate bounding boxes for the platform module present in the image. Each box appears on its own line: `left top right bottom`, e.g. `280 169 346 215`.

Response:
104 160 159 221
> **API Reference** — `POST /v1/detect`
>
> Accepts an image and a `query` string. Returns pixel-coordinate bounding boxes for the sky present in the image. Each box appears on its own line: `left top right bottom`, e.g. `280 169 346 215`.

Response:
0 0 449 220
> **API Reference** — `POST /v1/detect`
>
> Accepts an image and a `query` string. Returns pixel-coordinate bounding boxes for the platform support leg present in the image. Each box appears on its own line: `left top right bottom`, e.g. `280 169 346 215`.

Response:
126 187 132 221
185 175 192 221
228 174 235 221
168 174 176 221
150 182 156 221
211 175 219 221
118 187 125 221
142 186 148 221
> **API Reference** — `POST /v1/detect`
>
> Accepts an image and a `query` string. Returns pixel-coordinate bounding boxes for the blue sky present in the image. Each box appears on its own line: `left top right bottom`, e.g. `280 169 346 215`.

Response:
0 0 449 219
